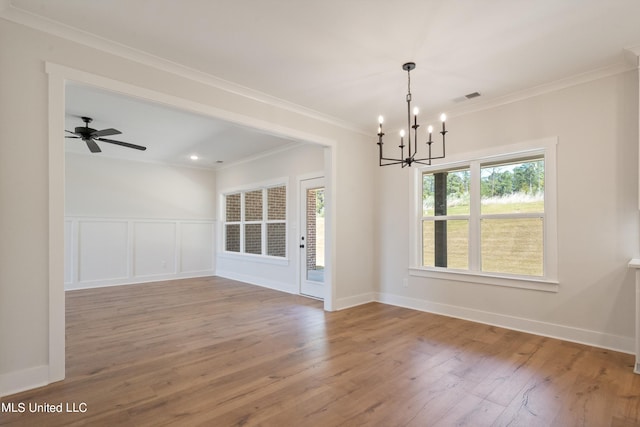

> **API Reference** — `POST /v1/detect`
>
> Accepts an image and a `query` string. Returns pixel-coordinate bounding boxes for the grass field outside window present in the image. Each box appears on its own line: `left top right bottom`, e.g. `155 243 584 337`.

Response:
422 157 545 277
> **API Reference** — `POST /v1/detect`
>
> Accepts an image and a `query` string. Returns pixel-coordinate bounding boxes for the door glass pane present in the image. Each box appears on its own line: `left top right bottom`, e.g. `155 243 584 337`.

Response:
481 218 543 276
422 219 468 269
306 187 324 282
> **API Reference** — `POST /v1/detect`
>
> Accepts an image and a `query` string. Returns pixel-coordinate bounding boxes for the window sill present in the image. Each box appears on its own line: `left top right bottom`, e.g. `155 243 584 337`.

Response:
408 267 558 292
218 252 289 266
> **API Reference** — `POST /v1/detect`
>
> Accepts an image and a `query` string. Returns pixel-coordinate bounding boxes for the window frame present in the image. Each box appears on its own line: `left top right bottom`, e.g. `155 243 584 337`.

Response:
409 137 558 292
221 180 289 264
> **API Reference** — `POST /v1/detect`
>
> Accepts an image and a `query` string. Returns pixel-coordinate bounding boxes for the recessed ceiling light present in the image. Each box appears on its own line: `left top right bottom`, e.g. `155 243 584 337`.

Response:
190 154 199 160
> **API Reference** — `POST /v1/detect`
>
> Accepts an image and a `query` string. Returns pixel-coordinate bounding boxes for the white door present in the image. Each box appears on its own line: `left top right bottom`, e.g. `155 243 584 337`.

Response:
300 177 325 299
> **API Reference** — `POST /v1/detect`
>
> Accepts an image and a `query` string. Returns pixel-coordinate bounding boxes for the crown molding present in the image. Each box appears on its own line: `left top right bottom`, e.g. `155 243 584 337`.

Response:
0 2 362 134
446 59 635 119
2 2 636 134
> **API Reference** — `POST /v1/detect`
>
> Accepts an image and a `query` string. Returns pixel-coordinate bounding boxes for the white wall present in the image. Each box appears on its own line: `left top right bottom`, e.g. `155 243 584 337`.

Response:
0 17 376 396
64 154 216 290
376 70 639 352
215 144 325 294
66 153 216 219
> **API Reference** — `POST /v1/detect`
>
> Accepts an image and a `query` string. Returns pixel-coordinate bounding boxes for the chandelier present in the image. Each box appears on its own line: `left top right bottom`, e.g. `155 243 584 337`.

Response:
377 62 447 167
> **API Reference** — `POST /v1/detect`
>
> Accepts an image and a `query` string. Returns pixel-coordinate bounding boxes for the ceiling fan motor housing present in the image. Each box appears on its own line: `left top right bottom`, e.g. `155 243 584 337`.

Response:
75 126 96 137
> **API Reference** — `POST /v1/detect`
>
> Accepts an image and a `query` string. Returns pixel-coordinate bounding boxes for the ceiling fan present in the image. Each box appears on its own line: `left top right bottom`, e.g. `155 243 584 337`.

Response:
65 116 146 153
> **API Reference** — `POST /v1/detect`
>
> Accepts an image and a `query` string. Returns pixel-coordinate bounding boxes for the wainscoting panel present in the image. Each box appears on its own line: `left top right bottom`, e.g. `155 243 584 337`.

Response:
78 220 129 282
65 217 215 290
180 222 214 273
134 222 177 278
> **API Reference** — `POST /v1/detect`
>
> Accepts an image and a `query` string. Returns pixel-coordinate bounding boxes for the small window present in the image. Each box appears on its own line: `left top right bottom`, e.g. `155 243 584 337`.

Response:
223 184 287 258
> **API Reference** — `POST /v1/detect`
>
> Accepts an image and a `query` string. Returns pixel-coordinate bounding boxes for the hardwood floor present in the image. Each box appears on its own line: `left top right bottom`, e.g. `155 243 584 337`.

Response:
2 276 640 426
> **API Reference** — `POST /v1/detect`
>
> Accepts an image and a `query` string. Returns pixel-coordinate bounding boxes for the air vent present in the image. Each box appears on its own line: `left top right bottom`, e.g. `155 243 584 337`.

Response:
465 91 481 99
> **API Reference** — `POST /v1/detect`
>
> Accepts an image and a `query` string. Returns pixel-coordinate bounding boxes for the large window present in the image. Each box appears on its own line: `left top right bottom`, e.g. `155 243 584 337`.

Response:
224 185 287 258
414 140 557 290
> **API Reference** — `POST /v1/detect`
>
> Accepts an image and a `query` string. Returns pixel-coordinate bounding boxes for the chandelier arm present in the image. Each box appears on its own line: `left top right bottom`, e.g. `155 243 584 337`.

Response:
379 134 410 166
413 155 445 163
440 130 447 158
412 159 434 166
379 159 408 166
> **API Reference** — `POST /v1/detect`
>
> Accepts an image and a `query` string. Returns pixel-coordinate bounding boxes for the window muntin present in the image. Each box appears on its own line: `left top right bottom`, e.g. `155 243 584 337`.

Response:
223 185 287 258
421 155 546 279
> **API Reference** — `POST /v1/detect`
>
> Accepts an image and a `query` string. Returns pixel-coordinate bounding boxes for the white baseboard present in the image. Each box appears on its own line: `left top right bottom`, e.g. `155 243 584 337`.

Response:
335 292 376 310
0 365 50 398
65 270 215 291
215 270 297 295
376 292 635 355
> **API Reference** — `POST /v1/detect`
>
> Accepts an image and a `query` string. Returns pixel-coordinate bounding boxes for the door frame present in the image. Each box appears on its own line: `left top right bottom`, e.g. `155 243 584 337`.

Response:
298 175 326 299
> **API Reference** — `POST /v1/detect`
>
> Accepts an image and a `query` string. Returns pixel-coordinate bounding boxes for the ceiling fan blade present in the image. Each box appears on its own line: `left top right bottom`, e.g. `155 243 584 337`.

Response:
91 128 121 138
85 138 102 153
97 138 147 151
65 136 81 139
65 130 80 136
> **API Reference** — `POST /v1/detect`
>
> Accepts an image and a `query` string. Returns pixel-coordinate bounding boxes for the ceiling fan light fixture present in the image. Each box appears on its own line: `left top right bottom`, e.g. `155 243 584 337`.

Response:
64 116 146 153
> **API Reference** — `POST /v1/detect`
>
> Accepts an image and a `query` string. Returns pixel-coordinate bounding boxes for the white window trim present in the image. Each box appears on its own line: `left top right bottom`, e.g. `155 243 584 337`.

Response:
409 137 558 292
221 178 289 260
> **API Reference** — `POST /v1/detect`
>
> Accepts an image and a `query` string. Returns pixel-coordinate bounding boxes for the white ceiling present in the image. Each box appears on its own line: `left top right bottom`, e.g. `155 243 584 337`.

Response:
64 83 300 169
8 0 640 167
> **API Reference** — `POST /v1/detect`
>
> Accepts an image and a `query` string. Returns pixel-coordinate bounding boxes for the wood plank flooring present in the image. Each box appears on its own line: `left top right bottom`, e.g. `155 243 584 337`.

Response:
2 276 640 426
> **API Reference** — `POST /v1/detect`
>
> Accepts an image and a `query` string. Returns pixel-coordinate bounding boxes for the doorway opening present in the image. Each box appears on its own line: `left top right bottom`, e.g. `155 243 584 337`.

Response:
47 63 336 383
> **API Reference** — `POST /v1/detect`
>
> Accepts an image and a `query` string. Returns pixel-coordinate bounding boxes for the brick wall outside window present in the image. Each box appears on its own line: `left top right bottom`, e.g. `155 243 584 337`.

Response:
268 186 286 220
224 185 286 258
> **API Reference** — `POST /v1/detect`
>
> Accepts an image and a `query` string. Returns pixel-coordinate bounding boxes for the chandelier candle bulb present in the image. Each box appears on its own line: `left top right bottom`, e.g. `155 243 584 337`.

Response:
428 125 433 142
